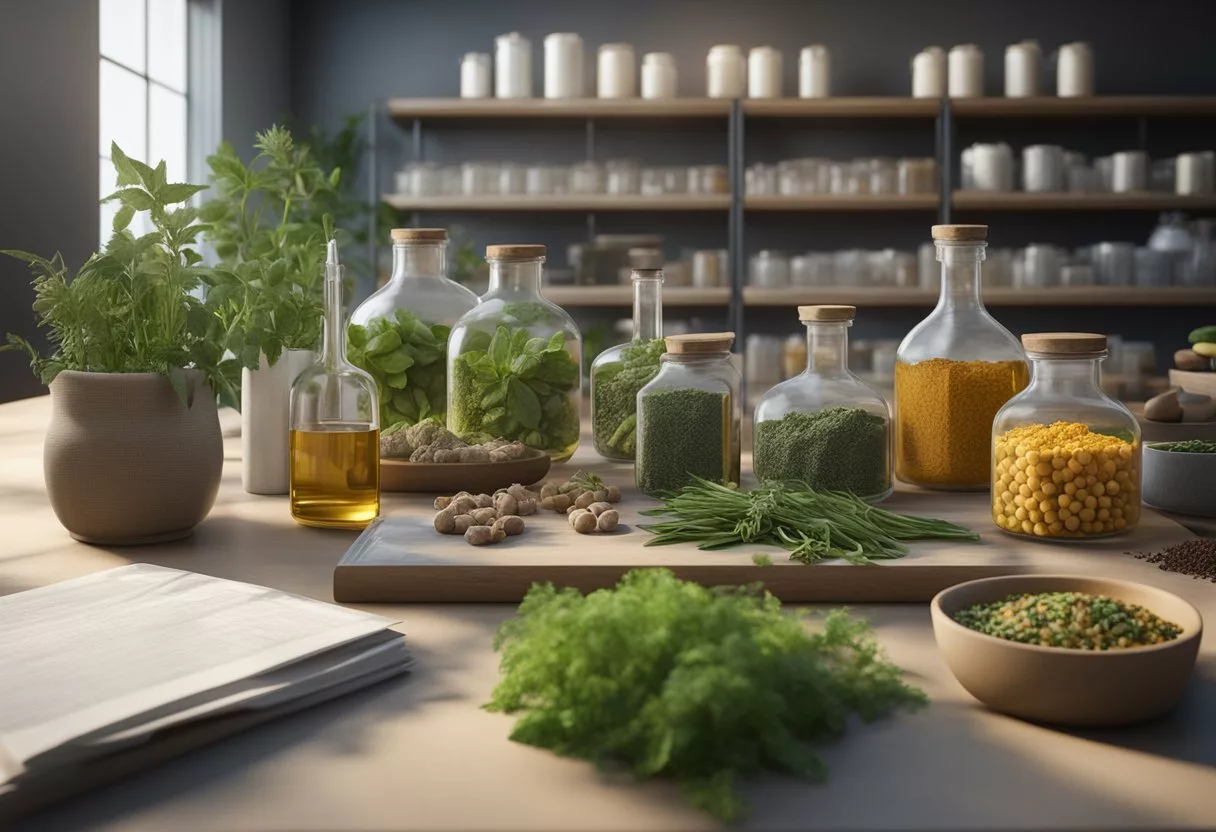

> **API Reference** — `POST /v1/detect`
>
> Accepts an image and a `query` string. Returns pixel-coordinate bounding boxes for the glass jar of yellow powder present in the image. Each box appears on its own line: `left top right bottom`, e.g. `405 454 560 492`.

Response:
991 333 1141 539
895 225 1028 489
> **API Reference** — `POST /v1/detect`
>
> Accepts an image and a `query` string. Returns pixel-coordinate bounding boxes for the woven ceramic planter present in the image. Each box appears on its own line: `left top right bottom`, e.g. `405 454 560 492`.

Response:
44 370 223 545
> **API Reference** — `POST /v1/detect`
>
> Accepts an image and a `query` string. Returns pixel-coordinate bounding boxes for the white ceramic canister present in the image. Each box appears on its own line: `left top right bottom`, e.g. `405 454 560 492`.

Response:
597 43 637 98
494 32 532 99
460 52 491 99
1057 42 1094 97
707 44 746 98
1022 144 1065 192
1111 150 1149 192
970 143 1014 191
1176 152 1215 194
748 46 783 98
1004 41 1041 98
948 44 983 98
242 349 315 495
798 45 830 98
912 46 946 98
544 33 584 99
641 52 677 99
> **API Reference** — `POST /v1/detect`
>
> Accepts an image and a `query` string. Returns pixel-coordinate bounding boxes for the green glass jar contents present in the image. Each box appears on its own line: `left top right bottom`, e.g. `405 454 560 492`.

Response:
636 333 741 496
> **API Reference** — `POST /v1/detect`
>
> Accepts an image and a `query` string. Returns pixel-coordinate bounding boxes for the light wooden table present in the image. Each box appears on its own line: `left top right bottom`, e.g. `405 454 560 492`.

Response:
3 394 1216 831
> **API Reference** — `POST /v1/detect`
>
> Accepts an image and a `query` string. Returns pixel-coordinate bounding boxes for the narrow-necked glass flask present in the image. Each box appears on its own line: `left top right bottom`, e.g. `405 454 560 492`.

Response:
290 240 380 529
590 268 665 461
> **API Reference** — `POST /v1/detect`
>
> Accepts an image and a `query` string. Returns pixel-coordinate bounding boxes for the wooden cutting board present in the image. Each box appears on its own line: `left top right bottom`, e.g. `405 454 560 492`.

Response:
333 486 1197 604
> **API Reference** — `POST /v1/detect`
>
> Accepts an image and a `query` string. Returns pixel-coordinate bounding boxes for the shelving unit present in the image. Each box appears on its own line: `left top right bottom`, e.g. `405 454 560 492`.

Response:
742 97 938 118
952 193 1216 211
386 97 731 120
381 194 730 212
745 195 937 211
949 96 1216 118
544 286 730 307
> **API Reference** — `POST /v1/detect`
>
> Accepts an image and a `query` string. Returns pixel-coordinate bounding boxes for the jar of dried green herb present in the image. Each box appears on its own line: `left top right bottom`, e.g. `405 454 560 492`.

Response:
635 333 741 496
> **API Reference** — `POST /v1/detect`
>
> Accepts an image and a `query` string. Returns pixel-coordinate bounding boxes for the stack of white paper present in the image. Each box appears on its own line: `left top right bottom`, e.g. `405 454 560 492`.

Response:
0 564 412 808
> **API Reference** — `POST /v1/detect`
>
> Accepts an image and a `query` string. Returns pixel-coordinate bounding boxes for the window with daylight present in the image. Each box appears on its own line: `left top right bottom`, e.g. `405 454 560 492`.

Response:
99 0 188 244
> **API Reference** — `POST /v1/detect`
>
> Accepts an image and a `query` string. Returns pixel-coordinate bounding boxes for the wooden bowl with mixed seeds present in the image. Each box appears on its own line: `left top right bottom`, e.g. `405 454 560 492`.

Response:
931 574 1202 727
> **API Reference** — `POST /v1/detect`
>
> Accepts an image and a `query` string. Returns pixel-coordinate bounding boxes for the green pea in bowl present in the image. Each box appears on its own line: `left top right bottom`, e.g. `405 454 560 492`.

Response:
931 574 1202 727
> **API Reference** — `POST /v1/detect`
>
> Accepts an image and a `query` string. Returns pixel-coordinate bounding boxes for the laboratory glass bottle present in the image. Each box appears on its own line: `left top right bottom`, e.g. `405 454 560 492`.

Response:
590 268 665 461
290 241 380 529
753 305 892 501
991 333 1140 540
348 228 479 433
446 245 582 462
635 333 741 496
894 225 1028 490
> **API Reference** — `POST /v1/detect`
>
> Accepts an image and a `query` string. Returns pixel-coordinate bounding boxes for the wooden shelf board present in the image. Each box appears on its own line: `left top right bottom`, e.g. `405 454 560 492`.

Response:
544 286 730 307
745 194 938 211
743 97 939 117
386 97 731 119
743 286 1216 307
382 194 730 212
950 96 1216 118
953 192 1216 211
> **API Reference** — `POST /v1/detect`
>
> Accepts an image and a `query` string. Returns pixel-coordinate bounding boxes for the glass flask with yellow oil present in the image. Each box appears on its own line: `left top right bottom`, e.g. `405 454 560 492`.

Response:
289 240 381 528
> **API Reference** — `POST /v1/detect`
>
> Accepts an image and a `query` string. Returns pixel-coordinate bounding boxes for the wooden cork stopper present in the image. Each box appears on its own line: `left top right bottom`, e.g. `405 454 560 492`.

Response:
486 244 546 259
798 304 855 322
1022 332 1107 355
390 228 447 242
932 224 988 241
664 332 735 355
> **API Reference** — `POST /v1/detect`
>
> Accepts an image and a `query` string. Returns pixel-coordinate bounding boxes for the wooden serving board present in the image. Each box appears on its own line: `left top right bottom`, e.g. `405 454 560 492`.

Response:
334 485 1197 604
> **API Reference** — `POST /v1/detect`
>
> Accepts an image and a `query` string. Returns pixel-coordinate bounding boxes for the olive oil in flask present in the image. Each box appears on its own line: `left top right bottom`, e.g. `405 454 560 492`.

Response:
289 240 381 528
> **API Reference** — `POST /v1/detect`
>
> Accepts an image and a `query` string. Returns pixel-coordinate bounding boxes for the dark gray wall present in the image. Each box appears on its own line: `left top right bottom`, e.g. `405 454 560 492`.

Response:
0 0 99 404
222 0 293 159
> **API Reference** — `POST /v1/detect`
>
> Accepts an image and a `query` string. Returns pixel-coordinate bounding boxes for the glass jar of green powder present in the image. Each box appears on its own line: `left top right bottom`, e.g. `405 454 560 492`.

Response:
635 333 741 496
753 305 892 501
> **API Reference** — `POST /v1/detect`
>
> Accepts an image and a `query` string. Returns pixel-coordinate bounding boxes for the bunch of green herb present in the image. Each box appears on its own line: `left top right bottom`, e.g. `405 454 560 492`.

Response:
449 325 580 455
347 310 449 430
201 125 344 370
641 477 980 564
3 145 238 406
754 407 890 497
637 388 732 496
485 568 926 822
591 338 664 460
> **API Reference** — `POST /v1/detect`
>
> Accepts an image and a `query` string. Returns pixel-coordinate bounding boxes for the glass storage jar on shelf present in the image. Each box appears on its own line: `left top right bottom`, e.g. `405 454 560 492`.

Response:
895 224 1028 490
590 268 665 461
753 305 892 501
348 228 479 435
635 333 741 496
446 245 582 462
992 333 1141 540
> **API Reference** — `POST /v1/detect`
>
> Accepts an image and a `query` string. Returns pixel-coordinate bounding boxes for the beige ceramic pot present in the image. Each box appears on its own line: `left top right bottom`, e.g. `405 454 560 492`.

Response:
45 370 223 545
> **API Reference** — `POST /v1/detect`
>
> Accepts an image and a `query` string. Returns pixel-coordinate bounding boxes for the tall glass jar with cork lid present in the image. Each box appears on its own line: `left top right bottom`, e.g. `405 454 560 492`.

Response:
347 228 479 435
753 305 891 501
992 333 1141 539
446 245 582 462
635 333 741 496
895 224 1028 489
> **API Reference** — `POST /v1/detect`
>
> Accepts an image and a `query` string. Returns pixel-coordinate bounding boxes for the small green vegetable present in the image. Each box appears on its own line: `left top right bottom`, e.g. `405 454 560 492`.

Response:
751 553 773 567
1152 439 1216 454
591 338 664 460
485 568 926 822
953 591 1182 649
1187 325 1216 345
347 309 450 431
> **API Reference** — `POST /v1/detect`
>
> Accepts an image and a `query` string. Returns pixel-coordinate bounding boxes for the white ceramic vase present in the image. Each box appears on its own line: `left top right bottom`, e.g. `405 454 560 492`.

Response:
242 349 314 495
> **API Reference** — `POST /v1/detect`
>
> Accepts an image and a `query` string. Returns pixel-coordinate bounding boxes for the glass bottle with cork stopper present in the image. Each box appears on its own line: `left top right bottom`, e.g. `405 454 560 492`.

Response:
895 224 1028 490
446 244 582 462
753 305 892 501
635 332 741 496
289 240 381 528
348 228 479 435
590 268 665 461
992 333 1141 539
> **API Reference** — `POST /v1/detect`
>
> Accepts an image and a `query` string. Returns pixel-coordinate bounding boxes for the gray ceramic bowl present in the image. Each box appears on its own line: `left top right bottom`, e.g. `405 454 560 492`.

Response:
932 574 1202 727
1143 442 1216 517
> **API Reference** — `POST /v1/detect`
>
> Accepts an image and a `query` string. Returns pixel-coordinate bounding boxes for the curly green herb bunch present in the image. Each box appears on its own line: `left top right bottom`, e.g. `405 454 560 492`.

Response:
2 144 239 406
486 568 927 822
201 125 345 371
591 337 664 460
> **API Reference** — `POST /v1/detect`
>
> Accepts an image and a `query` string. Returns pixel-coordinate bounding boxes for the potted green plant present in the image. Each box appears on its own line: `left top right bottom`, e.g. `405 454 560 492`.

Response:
3 145 237 545
202 125 345 495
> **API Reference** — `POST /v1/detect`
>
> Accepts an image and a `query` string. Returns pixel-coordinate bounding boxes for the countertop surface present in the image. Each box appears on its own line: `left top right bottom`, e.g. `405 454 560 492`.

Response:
3 394 1216 831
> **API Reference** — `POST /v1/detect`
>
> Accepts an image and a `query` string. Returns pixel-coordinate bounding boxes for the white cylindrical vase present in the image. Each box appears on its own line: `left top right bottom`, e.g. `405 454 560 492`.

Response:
597 43 637 98
747 46 783 98
242 349 315 495
1004 41 1041 97
912 47 946 98
798 45 830 98
948 44 983 97
706 44 745 98
641 52 677 99
544 33 583 99
1057 42 1094 97
460 52 491 99
494 32 533 99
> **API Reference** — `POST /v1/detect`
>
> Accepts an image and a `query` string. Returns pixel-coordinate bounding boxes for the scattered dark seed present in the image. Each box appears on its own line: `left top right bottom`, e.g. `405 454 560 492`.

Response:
1130 539 1216 582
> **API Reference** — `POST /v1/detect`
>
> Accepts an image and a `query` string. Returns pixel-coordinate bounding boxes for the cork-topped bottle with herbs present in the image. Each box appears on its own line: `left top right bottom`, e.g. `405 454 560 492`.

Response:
753 305 892 501
894 224 1028 489
635 333 741 496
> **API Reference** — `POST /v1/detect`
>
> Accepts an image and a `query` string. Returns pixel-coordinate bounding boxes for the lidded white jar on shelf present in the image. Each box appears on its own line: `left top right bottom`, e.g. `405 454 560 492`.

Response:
1057 42 1094 97
641 52 677 99
748 46 783 98
544 33 584 99
707 44 745 98
494 32 532 99
460 52 491 99
798 45 830 98
597 43 637 98
912 46 946 98
948 44 983 97
1004 40 1041 98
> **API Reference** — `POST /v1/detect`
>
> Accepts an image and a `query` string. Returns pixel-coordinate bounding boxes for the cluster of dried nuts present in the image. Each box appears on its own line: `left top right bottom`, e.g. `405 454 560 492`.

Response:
433 484 538 545
535 472 624 534
568 502 620 534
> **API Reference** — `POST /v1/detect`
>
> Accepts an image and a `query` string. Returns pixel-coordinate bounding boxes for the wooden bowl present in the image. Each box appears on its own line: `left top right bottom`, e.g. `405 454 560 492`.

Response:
931 574 1202 727
380 450 551 494
1143 442 1216 517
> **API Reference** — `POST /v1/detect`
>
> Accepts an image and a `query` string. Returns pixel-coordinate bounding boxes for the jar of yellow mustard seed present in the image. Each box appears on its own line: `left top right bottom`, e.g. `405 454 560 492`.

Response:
991 333 1141 540
895 224 1028 490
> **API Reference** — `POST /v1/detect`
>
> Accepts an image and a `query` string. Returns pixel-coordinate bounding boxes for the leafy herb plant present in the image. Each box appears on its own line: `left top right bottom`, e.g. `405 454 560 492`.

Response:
591 337 664 459
486 568 927 822
347 310 449 431
449 325 580 455
3 145 238 406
